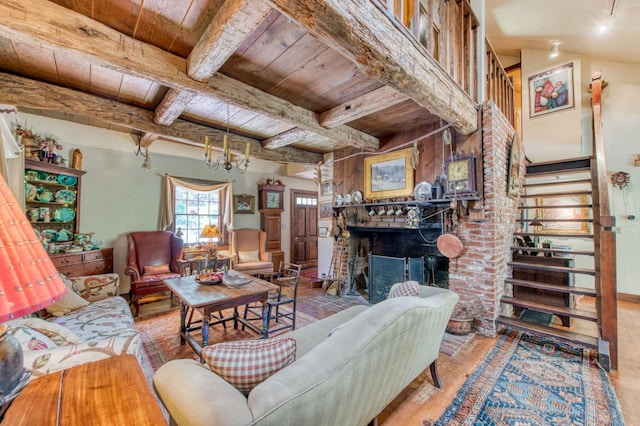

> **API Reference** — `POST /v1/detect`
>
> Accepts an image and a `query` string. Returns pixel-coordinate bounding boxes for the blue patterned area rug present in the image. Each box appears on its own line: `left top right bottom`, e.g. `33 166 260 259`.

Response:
433 329 625 426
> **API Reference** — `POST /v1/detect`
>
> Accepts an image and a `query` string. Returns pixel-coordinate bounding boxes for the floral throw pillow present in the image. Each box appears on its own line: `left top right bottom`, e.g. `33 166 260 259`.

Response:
8 318 81 345
7 324 58 351
387 280 420 299
202 337 296 394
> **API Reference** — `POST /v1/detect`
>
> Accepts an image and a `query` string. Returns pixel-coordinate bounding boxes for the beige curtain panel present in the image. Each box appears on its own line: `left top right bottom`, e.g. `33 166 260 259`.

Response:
159 175 233 231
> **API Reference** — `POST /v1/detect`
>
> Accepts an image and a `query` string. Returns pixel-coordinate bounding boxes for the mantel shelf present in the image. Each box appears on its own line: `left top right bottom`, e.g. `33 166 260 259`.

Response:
333 196 480 209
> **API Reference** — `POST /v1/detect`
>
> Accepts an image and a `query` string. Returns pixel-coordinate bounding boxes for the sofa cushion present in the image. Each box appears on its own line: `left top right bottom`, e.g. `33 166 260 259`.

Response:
51 296 137 342
8 318 81 345
238 250 260 263
72 274 120 302
7 324 57 351
387 280 420 299
46 287 90 317
202 336 296 394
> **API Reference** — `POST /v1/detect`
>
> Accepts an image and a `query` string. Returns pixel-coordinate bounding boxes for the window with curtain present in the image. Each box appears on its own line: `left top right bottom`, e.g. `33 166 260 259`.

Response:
173 186 226 245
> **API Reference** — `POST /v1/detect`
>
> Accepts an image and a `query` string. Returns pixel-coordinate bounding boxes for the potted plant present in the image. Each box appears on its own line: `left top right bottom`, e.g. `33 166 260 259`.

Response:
446 298 485 335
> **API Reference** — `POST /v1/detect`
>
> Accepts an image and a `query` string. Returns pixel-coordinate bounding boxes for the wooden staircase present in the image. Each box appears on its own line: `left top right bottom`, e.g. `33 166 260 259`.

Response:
498 157 600 348
497 73 618 371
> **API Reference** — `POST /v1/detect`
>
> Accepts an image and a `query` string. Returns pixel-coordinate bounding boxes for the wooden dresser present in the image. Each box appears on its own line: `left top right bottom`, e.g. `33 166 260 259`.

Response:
50 248 113 277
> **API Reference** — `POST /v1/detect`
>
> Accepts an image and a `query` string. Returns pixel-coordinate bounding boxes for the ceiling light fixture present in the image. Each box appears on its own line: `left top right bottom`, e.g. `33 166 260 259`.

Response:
204 104 250 174
549 40 560 58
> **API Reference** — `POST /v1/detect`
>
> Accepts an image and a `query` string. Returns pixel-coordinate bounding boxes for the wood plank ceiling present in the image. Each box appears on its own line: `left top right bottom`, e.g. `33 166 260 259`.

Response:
0 0 478 165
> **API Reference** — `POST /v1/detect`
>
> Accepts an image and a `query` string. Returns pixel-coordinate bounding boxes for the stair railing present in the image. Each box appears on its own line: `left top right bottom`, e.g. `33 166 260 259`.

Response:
590 71 618 371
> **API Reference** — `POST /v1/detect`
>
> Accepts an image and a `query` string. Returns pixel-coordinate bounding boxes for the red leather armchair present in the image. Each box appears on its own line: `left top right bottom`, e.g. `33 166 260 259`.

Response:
124 231 183 316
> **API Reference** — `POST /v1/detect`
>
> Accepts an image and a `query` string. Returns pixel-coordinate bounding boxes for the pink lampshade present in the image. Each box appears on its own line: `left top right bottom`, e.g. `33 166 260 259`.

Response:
0 173 67 322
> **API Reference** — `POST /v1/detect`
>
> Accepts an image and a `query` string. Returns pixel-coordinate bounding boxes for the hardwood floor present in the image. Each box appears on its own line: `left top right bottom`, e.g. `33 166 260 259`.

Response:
138 281 638 424
296 283 639 425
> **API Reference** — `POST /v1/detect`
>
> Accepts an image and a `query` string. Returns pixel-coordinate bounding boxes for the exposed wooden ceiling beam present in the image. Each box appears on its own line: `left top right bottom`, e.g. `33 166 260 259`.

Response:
318 86 410 128
139 132 159 148
0 72 322 164
154 90 197 126
266 0 479 135
262 128 317 150
0 0 378 151
187 0 273 82
155 1 273 126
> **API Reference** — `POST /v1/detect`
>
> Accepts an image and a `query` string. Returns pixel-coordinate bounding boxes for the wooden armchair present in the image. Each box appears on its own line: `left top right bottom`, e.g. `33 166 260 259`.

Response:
230 228 273 276
124 231 183 316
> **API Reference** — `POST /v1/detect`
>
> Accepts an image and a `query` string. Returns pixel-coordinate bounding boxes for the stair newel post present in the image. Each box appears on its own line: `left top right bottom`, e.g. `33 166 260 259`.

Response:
597 215 617 371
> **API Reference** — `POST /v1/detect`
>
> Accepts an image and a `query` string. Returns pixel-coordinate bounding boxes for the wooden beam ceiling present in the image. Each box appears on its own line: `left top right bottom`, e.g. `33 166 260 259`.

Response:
0 0 379 152
318 86 410 128
0 72 322 164
266 0 479 135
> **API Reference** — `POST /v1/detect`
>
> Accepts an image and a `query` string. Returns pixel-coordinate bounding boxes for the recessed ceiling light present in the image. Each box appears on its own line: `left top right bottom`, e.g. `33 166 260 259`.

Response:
549 40 560 58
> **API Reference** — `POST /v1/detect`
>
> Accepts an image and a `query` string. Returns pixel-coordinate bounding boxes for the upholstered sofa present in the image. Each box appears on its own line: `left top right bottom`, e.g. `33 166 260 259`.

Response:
153 285 458 426
6 273 142 378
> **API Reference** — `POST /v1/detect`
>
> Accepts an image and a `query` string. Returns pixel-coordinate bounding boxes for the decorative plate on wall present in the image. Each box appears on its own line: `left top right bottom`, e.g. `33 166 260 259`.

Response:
55 189 76 203
53 207 75 222
413 181 432 202
57 175 78 186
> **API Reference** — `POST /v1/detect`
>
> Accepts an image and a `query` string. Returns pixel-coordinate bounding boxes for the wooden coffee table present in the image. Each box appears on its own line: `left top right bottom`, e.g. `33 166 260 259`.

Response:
164 274 278 360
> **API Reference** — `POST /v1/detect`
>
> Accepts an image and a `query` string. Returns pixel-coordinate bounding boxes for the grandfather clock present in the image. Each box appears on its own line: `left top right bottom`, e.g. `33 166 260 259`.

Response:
258 179 285 271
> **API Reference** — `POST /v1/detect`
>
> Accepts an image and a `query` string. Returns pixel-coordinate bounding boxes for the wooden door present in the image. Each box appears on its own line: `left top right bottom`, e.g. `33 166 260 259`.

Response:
291 190 318 268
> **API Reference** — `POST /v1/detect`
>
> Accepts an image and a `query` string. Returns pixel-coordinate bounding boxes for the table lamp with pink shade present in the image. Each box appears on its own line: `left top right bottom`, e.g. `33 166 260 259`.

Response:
0 173 67 413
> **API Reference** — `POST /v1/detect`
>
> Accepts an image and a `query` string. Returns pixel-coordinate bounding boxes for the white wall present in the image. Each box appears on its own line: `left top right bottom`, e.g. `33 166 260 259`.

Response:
521 49 584 162
17 113 316 293
519 51 640 296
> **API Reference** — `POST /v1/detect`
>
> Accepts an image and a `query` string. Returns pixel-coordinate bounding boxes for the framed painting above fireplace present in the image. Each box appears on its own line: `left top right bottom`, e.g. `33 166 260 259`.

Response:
364 148 414 200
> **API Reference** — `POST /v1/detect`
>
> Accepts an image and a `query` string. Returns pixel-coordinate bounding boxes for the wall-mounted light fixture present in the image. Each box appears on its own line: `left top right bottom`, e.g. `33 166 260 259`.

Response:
549 40 560 58
134 134 152 171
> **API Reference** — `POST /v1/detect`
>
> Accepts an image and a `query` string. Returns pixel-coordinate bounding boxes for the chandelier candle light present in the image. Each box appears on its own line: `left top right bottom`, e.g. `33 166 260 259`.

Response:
203 104 251 174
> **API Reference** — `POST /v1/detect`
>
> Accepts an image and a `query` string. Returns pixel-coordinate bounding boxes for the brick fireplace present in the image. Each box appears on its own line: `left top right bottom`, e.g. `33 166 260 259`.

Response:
332 101 519 338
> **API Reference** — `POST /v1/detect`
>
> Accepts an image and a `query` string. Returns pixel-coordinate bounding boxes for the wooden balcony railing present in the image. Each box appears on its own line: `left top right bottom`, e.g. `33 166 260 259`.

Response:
378 0 479 103
485 40 514 126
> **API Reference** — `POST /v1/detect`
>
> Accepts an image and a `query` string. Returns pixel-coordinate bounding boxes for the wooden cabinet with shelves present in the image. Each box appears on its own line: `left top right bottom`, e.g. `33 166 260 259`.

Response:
512 253 574 326
51 248 114 277
24 160 86 240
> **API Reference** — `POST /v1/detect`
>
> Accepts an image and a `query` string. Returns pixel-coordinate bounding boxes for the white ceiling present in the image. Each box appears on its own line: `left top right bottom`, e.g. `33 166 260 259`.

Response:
485 0 640 65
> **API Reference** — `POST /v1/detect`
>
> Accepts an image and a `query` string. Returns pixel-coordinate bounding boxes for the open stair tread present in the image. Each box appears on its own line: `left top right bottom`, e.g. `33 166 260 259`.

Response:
514 231 594 239
505 278 597 296
525 157 592 176
522 190 592 198
501 296 598 321
524 179 592 188
496 315 598 348
519 204 592 209
510 247 595 256
508 261 595 275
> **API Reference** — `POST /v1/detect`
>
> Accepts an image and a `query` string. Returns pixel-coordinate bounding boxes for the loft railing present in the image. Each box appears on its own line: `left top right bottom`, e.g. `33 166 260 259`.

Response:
590 71 618 370
377 0 479 103
485 40 514 126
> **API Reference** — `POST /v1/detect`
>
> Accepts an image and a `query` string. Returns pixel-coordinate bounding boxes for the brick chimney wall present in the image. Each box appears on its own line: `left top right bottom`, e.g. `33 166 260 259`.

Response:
448 101 521 337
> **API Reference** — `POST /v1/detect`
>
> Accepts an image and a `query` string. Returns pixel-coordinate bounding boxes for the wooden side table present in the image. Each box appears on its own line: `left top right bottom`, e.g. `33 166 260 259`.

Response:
2 355 165 425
